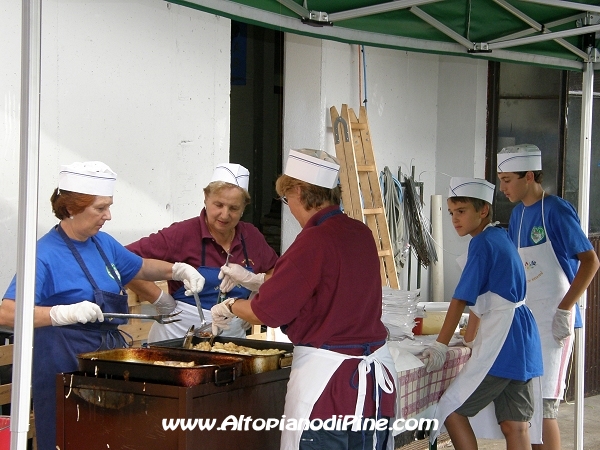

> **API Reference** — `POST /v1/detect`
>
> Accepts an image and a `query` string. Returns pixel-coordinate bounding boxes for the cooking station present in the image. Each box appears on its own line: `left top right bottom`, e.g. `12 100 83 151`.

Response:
56 338 293 450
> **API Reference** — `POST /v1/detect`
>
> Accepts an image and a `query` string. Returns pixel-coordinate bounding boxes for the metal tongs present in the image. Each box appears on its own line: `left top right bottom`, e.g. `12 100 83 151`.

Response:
192 292 213 333
103 310 182 324
217 252 231 304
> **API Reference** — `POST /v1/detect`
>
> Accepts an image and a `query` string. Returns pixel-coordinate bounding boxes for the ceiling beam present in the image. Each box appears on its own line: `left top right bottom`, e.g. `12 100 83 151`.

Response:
520 0 600 14
276 0 309 18
410 6 474 49
492 0 588 60
488 13 585 42
328 0 442 22
488 23 600 50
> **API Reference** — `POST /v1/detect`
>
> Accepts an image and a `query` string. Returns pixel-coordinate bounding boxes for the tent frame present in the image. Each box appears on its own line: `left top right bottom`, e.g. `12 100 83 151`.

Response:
178 0 600 70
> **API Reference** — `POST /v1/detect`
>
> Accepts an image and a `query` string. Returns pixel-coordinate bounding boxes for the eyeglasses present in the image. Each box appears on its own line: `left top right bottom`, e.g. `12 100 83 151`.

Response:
278 196 288 205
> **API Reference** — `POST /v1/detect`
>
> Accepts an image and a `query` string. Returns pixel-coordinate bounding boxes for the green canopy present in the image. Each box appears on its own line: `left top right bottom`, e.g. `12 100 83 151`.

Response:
174 0 600 70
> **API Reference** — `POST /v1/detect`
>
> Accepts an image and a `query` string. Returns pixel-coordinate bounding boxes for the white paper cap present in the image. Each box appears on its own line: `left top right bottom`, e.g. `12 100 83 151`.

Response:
210 163 250 190
497 144 542 172
448 177 495 204
284 149 340 188
58 161 117 196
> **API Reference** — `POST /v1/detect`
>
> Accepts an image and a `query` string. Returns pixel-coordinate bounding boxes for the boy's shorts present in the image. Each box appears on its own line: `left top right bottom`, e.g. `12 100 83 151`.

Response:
543 398 560 419
454 374 534 423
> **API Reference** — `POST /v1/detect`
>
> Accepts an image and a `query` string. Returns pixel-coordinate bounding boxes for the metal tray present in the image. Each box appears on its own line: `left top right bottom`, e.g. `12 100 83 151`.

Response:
150 336 294 376
77 347 244 387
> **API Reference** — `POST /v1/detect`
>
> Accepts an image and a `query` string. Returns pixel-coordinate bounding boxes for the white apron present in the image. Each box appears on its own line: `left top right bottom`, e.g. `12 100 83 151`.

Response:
431 243 542 444
518 194 575 399
281 344 397 450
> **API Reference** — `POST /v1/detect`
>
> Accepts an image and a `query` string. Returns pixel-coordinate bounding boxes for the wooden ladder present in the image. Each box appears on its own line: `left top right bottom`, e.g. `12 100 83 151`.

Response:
330 104 399 289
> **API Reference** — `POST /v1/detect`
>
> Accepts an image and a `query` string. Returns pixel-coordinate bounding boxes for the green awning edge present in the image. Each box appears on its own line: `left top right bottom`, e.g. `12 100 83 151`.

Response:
171 0 588 71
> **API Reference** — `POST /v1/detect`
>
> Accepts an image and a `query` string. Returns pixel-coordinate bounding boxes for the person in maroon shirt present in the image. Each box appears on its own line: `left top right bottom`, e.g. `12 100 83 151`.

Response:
126 163 278 342
211 150 397 450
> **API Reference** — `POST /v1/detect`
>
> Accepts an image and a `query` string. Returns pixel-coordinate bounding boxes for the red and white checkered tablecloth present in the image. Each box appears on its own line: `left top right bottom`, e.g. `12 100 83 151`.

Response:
396 346 471 418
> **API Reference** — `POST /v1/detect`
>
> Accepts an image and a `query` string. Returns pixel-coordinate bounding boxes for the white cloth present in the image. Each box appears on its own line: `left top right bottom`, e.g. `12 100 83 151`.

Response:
430 292 542 445
448 177 495 204
147 300 246 342
386 341 424 371
284 149 340 188
281 344 397 450
497 144 542 172
210 163 250 190
58 161 117 196
518 195 574 399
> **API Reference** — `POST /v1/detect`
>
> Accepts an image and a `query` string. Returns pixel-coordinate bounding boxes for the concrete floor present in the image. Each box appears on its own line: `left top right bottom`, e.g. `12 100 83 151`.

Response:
439 395 600 450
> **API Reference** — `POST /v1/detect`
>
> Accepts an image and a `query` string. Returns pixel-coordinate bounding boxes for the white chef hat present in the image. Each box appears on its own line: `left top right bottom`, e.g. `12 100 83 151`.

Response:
284 149 340 188
58 161 117 196
210 163 250 190
497 144 542 173
448 177 495 204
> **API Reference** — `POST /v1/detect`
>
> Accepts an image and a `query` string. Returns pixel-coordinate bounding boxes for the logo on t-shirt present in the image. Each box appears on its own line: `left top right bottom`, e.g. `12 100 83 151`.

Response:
105 263 122 281
530 226 545 244
524 260 537 270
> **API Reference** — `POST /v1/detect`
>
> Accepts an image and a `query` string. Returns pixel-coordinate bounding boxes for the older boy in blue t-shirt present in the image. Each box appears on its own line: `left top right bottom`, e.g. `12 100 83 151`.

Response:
425 177 543 449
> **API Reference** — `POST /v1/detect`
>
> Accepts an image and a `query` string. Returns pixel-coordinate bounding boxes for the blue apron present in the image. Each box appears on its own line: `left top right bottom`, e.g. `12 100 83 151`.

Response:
172 234 253 308
34 225 130 449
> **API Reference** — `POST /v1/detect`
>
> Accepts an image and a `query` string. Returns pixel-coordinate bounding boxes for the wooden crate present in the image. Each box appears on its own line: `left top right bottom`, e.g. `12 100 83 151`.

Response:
119 281 168 347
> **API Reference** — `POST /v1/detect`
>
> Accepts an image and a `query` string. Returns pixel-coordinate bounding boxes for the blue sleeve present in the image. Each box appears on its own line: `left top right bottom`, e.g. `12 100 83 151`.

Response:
453 237 490 305
546 198 593 259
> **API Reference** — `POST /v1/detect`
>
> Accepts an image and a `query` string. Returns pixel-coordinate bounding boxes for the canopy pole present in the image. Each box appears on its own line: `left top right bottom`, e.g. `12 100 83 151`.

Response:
574 54 594 450
12 0 42 448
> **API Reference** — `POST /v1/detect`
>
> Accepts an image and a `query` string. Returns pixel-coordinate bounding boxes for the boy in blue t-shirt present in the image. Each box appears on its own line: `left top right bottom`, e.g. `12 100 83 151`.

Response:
497 144 599 450
425 177 543 448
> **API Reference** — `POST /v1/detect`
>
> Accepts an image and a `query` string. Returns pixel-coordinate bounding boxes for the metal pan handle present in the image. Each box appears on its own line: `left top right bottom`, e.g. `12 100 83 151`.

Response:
213 366 237 386
279 353 293 369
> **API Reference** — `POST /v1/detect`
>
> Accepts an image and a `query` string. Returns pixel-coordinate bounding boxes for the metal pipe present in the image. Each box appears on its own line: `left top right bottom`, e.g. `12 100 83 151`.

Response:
328 0 443 22
488 23 600 51
13 0 42 448
574 54 594 450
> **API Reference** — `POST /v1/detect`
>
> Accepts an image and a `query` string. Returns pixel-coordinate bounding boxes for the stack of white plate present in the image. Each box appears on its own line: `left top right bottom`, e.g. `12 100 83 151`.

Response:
381 288 420 340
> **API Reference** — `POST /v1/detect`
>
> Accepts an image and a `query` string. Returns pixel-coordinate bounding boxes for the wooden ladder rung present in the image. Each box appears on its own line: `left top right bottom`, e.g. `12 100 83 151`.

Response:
356 164 377 172
330 104 399 289
363 208 384 215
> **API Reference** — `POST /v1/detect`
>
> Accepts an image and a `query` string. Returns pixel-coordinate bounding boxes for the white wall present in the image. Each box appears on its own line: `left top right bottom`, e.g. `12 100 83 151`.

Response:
283 36 488 301
1 1 231 289
2 1 489 302
436 56 489 301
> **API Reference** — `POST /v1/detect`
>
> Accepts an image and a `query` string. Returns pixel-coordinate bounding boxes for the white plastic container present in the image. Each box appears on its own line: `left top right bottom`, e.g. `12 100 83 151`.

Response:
416 302 450 335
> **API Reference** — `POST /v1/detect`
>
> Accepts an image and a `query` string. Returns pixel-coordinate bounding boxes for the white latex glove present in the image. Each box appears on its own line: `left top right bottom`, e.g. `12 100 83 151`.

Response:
210 298 237 335
172 262 205 296
423 341 448 373
461 336 473 349
218 264 265 293
152 291 176 315
552 308 572 346
49 301 104 326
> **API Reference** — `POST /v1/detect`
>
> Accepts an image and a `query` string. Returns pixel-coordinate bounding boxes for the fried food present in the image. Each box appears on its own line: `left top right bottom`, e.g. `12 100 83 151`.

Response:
153 360 195 367
191 341 283 356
